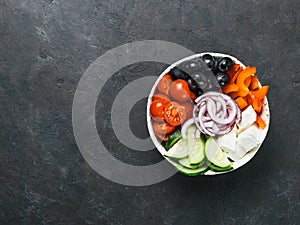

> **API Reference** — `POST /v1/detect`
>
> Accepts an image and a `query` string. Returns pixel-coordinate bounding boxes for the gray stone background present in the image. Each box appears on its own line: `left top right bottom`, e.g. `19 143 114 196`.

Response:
0 0 299 224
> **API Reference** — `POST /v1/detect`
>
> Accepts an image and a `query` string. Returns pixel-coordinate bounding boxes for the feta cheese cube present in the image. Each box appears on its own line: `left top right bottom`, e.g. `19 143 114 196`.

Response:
216 130 237 153
237 105 257 131
227 146 247 162
236 125 263 153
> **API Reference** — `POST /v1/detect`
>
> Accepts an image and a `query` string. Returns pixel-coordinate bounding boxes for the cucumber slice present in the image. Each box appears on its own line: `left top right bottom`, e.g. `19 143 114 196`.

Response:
178 157 200 169
205 137 232 168
176 164 209 176
186 124 197 139
165 130 182 150
188 138 205 165
164 139 188 159
208 163 233 172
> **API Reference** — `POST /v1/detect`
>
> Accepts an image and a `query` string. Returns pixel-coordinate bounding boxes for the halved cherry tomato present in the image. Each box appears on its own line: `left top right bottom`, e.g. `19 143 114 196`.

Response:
152 94 170 103
157 74 172 95
150 99 165 121
169 79 190 102
153 121 175 134
179 101 193 120
155 133 170 142
164 101 186 126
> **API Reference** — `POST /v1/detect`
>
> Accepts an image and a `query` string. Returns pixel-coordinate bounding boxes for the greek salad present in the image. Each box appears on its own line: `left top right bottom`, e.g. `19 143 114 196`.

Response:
148 53 269 176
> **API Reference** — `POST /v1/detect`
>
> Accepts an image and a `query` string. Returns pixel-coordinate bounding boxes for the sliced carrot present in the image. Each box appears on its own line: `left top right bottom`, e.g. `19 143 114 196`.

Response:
231 67 254 97
229 88 249 99
245 76 252 87
236 66 256 94
229 66 243 84
227 64 241 79
222 84 239 94
244 94 253 105
228 92 237 99
250 95 262 114
256 115 266 129
235 97 248 110
229 72 239 84
249 86 269 100
249 76 259 90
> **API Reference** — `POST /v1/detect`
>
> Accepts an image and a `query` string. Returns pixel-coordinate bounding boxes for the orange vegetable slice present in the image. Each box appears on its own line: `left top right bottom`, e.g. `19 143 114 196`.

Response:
236 66 256 95
235 97 248 110
227 64 241 79
244 94 253 105
222 84 239 94
245 76 252 87
256 115 266 129
229 67 243 84
250 95 262 114
229 73 239 84
249 76 259 90
230 87 249 98
249 86 269 100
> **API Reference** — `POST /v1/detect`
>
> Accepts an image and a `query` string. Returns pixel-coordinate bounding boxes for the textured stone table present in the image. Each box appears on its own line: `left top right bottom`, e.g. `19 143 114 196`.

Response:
0 0 299 224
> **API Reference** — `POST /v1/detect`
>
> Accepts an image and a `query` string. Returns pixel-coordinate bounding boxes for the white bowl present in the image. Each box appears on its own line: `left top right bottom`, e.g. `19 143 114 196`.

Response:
147 52 270 175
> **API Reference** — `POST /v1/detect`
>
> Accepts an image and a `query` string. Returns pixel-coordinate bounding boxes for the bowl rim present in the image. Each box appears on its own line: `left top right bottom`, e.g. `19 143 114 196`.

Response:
147 52 270 175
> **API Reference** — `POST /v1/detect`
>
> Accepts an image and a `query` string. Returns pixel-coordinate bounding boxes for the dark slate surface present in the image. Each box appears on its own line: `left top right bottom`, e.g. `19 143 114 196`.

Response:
0 0 299 224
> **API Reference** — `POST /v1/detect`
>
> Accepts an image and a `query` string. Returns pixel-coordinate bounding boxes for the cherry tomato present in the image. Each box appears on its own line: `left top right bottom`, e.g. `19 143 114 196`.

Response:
164 101 186 126
150 99 165 121
153 121 175 134
152 94 170 103
155 133 170 142
179 101 194 120
157 74 172 95
169 79 191 102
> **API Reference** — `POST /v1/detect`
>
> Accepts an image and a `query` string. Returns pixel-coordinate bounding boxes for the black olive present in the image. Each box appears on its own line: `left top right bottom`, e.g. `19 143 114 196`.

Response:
187 78 204 97
215 72 230 87
218 57 234 72
193 88 204 97
212 62 219 75
186 78 198 91
169 67 189 80
202 54 216 71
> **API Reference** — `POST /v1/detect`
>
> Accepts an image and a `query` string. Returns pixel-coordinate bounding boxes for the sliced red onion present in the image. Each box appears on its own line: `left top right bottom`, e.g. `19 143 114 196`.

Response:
215 101 222 113
205 121 214 128
193 91 241 136
194 118 205 134
202 116 212 122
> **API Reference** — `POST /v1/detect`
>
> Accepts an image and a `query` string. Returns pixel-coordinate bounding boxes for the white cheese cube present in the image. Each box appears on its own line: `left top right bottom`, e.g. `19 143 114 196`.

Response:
216 130 237 153
236 125 263 153
237 105 257 131
227 146 247 162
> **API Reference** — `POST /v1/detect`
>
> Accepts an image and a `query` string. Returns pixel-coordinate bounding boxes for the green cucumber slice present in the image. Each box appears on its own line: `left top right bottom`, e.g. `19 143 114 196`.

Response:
208 163 233 172
205 137 232 168
165 130 182 150
186 124 197 139
188 138 205 165
164 139 188 159
178 157 200 169
176 164 209 176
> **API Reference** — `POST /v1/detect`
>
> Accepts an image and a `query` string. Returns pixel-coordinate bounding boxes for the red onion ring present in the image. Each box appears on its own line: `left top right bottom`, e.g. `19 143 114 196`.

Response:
193 91 241 136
